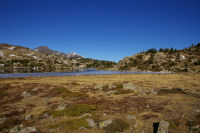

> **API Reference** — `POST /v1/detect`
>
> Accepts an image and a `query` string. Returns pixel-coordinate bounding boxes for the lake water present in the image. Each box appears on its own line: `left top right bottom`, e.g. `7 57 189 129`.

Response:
0 70 164 78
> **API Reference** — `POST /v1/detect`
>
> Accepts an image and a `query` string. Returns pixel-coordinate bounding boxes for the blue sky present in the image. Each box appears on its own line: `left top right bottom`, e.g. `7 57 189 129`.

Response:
0 0 199 62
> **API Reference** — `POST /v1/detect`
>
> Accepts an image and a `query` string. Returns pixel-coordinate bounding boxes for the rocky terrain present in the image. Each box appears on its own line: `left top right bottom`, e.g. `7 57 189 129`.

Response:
0 73 200 133
118 43 200 73
0 43 116 73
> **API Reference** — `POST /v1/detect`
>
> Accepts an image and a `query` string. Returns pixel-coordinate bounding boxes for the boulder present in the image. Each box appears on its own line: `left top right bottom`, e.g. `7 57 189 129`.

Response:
157 120 169 133
123 83 135 90
99 119 113 129
86 118 96 128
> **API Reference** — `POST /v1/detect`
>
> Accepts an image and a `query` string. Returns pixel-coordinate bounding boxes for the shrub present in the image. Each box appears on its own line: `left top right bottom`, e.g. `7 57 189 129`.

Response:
136 55 143 60
105 119 129 133
158 89 178 95
114 89 131 95
194 60 200 65
49 118 89 130
146 48 157 54
0 118 21 130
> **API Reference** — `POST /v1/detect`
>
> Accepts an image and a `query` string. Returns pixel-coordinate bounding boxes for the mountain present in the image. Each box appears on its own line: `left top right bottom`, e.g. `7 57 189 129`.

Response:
0 43 116 73
118 43 200 73
66 52 83 59
35 46 83 58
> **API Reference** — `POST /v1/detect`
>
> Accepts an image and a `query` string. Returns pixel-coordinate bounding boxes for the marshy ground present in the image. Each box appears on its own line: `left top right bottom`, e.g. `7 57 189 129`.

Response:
0 73 200 133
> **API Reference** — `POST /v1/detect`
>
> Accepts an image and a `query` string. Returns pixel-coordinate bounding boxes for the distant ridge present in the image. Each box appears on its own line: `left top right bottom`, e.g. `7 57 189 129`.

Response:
35 46 83 59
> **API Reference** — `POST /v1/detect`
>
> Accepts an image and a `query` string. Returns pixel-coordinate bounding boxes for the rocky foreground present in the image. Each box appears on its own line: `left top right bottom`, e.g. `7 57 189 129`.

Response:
0 74 200 133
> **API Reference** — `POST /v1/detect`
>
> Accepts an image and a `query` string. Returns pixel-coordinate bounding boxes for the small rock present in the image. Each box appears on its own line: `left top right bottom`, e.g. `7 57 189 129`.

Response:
126 115 136 120
108 83 116 89
195 110 200 113
150 89 157 95
41 113 50 119
94 84 103 90
86 118 96 128
18 108 25 113
21 91 31 98
78 113 92 118
19 124 24 129
103 113 107 116
123 82 135 90
157 120 169 133
99 119 113 129
19 127 37 133
32 88 39 92
56 103 66 110
25 114 33 120
105 90 118 94
134 122 138 128
0 117 7 124
79 127 86 130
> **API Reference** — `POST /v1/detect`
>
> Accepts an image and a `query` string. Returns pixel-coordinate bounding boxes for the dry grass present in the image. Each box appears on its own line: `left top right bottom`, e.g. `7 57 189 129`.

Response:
0 73 200 133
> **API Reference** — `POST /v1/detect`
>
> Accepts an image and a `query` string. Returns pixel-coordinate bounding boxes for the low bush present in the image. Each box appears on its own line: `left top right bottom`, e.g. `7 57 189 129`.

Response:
105 119 129 133
158 89 178 95
0 118 21 131
49 87 88 99
49 118 89 130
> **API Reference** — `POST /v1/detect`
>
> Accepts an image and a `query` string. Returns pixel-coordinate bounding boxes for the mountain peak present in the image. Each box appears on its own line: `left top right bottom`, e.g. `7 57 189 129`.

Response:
35 46 83 58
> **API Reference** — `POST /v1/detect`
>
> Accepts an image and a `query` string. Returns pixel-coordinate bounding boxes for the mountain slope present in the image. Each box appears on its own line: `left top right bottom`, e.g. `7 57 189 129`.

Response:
118 43 200 72
35 46 83 58
0 43 116 73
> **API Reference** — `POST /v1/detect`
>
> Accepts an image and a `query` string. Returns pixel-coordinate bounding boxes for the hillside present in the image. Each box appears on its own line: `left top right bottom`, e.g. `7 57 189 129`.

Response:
0 43 116 73
118 43 200 73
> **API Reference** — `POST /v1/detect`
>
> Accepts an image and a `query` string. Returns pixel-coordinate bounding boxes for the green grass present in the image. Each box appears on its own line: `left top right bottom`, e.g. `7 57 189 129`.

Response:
49 118 89 130
42 104 101 117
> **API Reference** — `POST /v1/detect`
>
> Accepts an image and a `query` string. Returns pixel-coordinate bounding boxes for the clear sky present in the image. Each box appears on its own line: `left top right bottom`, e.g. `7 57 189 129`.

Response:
0 0 199 62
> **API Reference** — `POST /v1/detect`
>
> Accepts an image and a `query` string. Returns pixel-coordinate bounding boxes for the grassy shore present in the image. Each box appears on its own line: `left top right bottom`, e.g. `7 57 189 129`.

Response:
0 73 200 133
